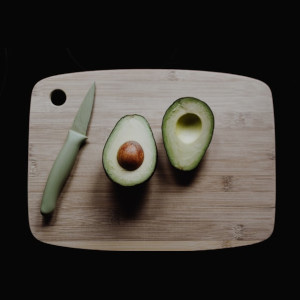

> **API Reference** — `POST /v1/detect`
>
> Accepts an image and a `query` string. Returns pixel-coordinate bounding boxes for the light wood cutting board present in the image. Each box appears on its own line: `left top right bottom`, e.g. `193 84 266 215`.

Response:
28 69 276 251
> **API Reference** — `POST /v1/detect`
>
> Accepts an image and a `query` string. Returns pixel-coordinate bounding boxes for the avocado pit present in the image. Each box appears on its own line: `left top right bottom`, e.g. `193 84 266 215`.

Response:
117 141 144 171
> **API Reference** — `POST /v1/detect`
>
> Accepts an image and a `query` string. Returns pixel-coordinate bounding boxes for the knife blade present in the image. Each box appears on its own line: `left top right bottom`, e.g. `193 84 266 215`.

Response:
40 82 96 215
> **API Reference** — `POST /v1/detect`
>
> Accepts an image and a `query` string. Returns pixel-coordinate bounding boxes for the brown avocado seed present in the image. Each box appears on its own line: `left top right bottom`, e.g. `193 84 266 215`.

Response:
117 141 144 171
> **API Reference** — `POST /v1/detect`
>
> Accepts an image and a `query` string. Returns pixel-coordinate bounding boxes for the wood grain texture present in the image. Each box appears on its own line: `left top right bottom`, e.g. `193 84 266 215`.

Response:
28 69 276 251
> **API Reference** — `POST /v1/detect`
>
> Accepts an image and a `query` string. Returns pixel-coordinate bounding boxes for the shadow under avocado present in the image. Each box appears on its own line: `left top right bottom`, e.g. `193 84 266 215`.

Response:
168 154 208 186
110 181 149 219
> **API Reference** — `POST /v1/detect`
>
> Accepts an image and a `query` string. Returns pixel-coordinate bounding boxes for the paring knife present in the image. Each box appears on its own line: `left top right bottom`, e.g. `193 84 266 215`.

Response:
40 82 96 215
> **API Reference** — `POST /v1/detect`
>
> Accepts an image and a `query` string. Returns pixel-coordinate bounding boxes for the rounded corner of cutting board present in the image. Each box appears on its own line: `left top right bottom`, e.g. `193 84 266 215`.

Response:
27 219 48 248
28 69 276 251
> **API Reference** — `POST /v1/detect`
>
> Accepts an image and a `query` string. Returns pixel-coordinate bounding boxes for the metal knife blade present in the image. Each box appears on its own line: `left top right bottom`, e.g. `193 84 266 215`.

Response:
72 82 95 135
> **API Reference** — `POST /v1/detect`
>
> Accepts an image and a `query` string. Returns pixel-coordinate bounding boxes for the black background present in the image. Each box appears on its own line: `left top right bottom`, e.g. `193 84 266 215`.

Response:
1 44 295 288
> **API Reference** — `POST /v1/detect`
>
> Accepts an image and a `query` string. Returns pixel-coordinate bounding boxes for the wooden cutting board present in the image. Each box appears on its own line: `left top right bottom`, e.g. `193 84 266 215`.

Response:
28 69 276 251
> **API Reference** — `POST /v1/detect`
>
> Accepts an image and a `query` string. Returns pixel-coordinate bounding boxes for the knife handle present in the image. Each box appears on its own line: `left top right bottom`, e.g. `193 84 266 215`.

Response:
40 130 87 215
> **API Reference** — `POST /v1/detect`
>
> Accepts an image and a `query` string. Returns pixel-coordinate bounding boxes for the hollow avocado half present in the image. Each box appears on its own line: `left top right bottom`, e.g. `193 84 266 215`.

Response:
162 97 214 171
102 114 157 186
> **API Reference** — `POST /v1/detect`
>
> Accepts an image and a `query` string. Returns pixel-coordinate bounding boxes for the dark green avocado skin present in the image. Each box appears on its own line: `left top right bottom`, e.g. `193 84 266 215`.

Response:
161 97 214 171
102 114 158 187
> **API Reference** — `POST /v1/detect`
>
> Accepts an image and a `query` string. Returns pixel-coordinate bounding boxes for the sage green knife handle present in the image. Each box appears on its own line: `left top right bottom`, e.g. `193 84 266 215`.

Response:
40 130 87 215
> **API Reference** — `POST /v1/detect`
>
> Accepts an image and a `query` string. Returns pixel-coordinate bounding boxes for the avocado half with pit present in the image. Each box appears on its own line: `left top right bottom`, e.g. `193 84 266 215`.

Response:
102 114 157 186
162 97 214 171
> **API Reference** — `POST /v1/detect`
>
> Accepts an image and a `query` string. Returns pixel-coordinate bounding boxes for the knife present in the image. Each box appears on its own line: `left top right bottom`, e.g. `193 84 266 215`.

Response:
40 82 96 215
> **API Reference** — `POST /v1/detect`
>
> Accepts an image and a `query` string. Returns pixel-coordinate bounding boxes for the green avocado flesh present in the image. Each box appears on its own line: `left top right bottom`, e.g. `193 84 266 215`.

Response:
102 114 157 186
162 97 214 171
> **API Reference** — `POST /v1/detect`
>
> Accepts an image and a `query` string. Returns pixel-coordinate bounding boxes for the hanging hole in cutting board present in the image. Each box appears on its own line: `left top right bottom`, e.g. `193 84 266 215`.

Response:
50 89 67 106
